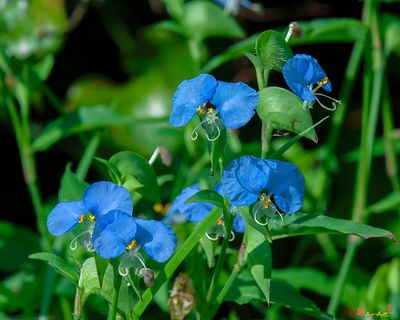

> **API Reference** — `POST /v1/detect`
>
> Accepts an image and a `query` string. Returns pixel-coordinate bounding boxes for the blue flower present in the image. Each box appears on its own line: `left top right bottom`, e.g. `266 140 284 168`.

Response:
47 181 133 236
170 73 258 140
214 0 255 9
222 156 304 225
92 210 176 276
164 183 246 237
283 54 340 110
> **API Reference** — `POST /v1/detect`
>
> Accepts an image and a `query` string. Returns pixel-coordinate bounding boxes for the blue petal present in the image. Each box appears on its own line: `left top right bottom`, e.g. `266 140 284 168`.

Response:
283 54 316 101
170 74 217 127
92 210 137 259
168 184 214 222
211 81 258 129
222 156 269 206
83 181 132 217
264 159 305 214
214 0 254 9
134 219 177 263
47 201 86 236
233 214 246 233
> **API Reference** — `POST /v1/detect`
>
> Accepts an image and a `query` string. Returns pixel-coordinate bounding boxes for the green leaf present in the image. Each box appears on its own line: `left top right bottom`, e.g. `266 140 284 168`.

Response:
199 235 216 268
225 269 331 318
94 254 109 288
269 116 329 159
207 126 227 176
238 206 271 242
269 212 399 244
257 87 317 142
244 225 272 304
255 30 293 72
109 151 160 202
32 105 130 152
0 222 40 272
58 163 89 202
202 33 259 72
288 18 367 44
29 252 79 285
80 257 101 306
365 191 400 215
186 190 224 208
181 0 245 40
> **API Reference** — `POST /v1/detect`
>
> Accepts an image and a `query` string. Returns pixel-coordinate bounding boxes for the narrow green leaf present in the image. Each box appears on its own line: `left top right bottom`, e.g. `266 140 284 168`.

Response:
245 225 272 304
269 116 329 159
181 0 245 40
269 212 399 244
365 191 400 215
29 252 79 285
32 106 130 152
199 235 216 268
186 190 224 208
257 87 317 142
109 151 160 202
255 30 293 72
133 207 222 316
58 163 89 202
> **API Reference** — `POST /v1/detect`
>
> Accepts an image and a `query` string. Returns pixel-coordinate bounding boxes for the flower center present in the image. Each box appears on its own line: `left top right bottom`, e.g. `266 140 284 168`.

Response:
153 203 170 216
216 218 223 226
126 239 138 251
78 214 96 223
316 76 329 90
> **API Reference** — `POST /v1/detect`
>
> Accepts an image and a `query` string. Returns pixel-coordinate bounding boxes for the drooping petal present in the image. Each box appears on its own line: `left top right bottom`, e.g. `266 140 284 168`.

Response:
83 181 132 217
134 219 177 263
233 214 246 233
222 156 269 206
47 201 86 236
92 210 137 259
264 159 305 214
170 74 218 127
283 54 316 101
211 81 258 129
308 55 332 92
166 184 214 223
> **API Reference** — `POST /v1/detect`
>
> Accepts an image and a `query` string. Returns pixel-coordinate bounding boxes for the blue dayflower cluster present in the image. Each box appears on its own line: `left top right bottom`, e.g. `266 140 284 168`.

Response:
164 156 305 233
222 156 305 225
283 54 340 110
47 181 176 275
163 183 246 240
170 73 258 141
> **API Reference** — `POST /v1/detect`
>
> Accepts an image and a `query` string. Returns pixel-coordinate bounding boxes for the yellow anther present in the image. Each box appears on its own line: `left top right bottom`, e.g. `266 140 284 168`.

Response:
263 197 272 209
153 203 170 216
207 108 213 114
126 239 137 250
216 219 223 226
196 106 206 115
259 195 266 201
88 214 96 221
317 77 329 89
79 214 86 223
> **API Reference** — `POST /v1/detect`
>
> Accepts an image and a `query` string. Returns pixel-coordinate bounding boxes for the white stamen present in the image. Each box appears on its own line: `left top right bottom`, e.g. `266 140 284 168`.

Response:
205 117 221 142
191 118 208 140
254 210 269 226
205 231 219 241
118 265 129 277
314 93 340 111
229 231 235 242
69 230 92 251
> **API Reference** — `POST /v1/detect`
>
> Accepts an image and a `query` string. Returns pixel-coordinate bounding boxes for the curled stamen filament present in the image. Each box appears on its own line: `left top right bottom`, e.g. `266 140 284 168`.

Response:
205 231 219 241
191 118 208 140
70 230 92 251
205 118 221 142
118 265 129 277
229 231 235 242
254 210 269 226
314 93 341 111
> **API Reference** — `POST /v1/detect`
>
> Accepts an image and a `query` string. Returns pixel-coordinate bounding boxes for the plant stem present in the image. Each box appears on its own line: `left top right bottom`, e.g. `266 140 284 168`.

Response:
133 208 221 316
328 0 384 314
76 133 101 180
255 67 270 159
73 288 83 320
203 253 247 320
107 262 122 320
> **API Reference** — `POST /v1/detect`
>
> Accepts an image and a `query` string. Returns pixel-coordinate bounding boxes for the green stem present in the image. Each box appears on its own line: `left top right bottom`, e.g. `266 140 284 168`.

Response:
133 208 221 317
107 262 122 320
203 255 246 320
328 0 384 314
60 296 73 320
382 84 400 195
255 67 270 159
73 288 83 320
76 133 101 180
